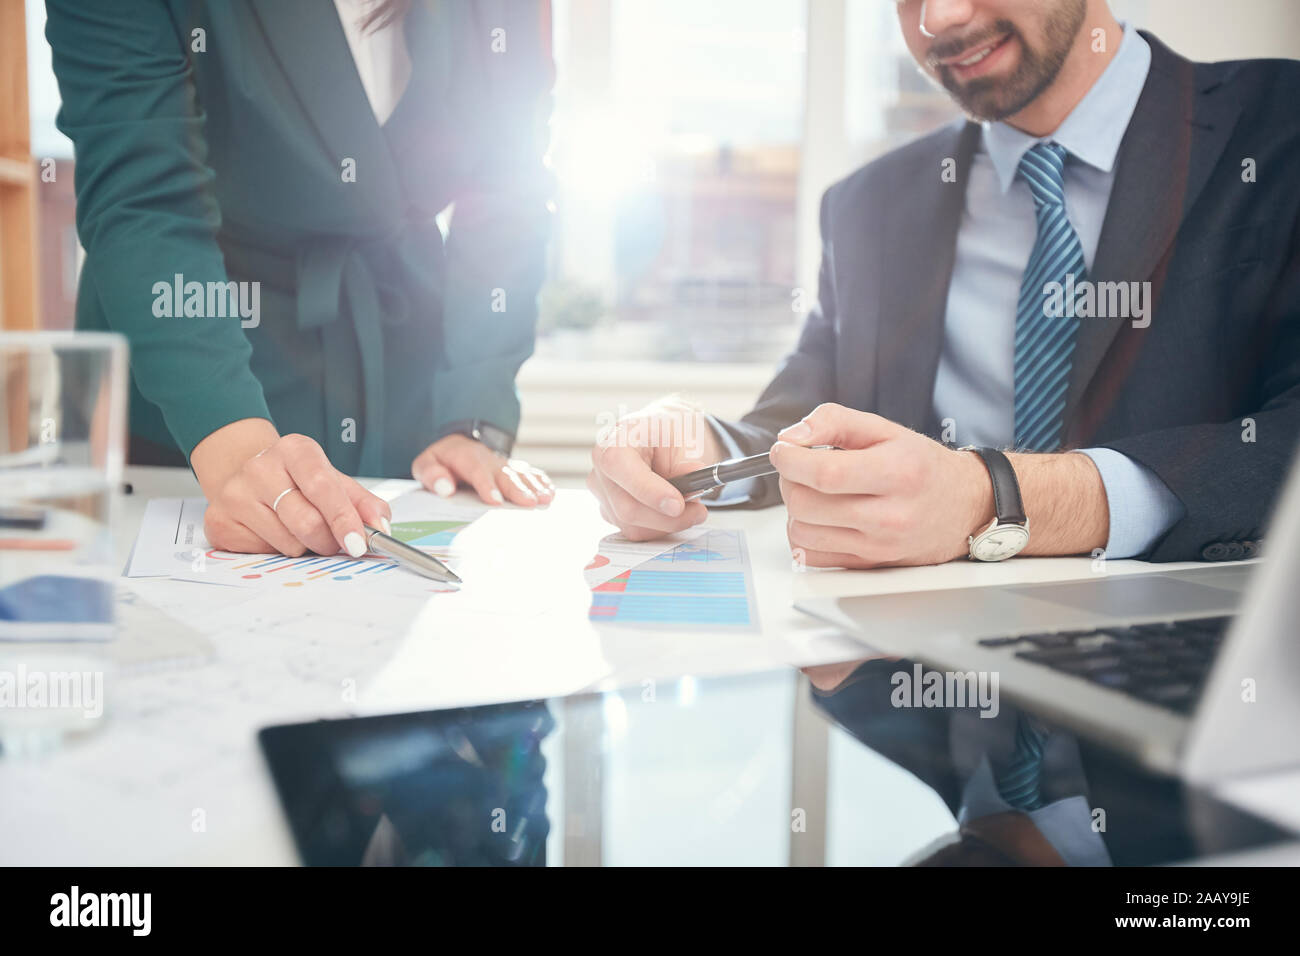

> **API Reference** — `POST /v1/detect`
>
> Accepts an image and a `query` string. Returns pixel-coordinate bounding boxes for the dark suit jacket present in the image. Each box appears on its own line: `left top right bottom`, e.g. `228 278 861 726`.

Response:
716 33 1300 563
47 0 552 476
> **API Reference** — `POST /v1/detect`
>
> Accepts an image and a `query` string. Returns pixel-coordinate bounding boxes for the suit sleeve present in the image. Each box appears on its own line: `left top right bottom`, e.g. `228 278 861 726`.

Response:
432 0 554 440
46 0 272 460
708 189 841 509
1098 213 1300 562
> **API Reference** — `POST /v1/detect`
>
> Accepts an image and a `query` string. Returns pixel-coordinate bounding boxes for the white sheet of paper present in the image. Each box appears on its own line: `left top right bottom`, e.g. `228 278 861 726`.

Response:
123 497 210 577
360 492 619 712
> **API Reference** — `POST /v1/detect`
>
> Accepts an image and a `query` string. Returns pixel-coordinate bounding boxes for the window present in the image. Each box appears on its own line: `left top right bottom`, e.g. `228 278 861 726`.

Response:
543 0 808 364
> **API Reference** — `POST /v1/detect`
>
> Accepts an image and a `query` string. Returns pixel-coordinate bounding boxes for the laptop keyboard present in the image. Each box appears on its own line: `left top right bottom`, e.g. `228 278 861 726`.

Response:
977 615 1232 715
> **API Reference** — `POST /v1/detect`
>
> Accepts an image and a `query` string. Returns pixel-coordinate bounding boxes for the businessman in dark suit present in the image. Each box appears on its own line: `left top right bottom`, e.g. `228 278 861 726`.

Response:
588 0 1300 566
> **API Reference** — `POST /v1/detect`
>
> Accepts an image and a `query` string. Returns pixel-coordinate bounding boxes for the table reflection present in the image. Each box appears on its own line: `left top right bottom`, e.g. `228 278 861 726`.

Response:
260 661 1291 866
807 657 1287 866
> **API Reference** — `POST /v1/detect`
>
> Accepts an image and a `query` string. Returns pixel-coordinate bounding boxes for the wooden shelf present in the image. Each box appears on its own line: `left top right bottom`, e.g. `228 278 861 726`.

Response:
0 156 33 187
0 0 39 329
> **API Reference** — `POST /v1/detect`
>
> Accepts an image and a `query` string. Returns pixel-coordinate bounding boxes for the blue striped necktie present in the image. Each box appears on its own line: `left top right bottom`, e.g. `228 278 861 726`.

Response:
997 714 1050 811
1014 142 1087 452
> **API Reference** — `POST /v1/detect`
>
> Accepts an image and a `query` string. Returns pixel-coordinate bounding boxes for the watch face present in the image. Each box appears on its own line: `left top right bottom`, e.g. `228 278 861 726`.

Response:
972 525 1030 561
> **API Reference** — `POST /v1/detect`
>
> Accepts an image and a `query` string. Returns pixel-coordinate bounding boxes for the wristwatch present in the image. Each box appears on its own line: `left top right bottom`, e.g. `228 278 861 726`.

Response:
962 446 1030 562
439 419 514 458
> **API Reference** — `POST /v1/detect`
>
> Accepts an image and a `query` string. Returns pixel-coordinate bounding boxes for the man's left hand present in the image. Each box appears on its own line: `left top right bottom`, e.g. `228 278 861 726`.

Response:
771 403 993 568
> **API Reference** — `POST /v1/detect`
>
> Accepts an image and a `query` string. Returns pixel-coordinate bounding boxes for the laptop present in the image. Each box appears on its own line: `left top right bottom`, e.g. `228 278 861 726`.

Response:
795 448 1300 781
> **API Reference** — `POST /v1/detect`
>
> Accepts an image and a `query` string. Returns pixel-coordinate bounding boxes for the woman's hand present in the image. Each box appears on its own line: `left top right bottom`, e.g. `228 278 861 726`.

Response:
411 434 554 507
192 418 392 556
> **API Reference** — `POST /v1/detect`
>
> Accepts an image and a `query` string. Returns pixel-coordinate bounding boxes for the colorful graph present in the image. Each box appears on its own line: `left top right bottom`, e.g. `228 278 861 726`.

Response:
389 520 468 548
226 552 404 586
588 530 756 629
206 520 469 589
650 544 726 563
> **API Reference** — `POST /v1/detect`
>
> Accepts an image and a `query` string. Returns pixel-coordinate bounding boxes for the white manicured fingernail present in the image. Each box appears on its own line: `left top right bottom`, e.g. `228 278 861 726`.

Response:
379 517 391 535
490 489 504 504
434 478 454 497
344 532 367 558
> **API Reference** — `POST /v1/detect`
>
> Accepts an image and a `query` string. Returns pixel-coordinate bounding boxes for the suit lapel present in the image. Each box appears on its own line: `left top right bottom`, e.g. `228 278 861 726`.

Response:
246 0 403 208
1064 33 1241 442
874 120 981 433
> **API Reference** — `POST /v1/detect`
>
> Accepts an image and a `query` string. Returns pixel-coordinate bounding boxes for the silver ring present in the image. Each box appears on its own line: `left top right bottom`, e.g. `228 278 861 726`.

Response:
271 487 296 514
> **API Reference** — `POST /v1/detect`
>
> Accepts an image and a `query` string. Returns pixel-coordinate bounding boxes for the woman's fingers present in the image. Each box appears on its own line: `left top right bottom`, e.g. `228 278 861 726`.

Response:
496 463 539 506
413 436 555 508
242 437 346 555
339 473 393 534
212 461 308 554
277 436 368 555
431 440 504 505
510 459 555 503
202 433 372 557
243 497 316 557
242 451 335 555
463 461 505 505
204 506 274 555
412 447 457 498
268 489 343 555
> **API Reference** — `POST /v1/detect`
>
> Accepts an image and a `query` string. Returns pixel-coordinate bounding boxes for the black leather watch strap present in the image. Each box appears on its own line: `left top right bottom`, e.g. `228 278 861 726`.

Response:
439 419 514 457
967 447 1027 525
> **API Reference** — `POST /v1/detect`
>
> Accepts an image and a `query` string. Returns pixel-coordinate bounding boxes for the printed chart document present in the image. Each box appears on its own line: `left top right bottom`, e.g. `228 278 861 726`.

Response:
125 489 705 594
588 529 759 630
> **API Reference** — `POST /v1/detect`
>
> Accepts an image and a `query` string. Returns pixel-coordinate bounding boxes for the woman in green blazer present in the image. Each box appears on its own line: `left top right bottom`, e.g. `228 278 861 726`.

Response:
46 0 555 557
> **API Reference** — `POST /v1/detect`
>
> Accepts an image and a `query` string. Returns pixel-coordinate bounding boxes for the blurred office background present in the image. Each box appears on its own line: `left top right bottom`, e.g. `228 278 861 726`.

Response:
13 0 1300 483
4 0 1299 867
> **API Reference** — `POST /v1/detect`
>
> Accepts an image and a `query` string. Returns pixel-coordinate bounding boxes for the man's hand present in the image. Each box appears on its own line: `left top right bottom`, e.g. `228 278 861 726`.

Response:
772 404 1109 568
193 419 392 557
586 397 721 540
412 434 554 507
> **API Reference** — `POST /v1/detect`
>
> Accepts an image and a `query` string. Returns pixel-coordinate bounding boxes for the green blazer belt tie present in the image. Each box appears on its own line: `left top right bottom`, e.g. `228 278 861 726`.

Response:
220 221 445 477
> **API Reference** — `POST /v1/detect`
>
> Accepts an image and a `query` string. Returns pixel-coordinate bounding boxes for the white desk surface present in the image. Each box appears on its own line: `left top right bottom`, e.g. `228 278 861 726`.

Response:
1 465 1295 865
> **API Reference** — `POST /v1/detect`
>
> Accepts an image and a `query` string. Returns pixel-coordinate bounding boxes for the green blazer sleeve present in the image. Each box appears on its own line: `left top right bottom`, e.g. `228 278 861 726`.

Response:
433 0 554 439
46 0 272 460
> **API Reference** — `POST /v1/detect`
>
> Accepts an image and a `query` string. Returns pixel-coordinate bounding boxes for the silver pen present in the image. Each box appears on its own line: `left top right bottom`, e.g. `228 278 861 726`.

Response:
363 524 462 585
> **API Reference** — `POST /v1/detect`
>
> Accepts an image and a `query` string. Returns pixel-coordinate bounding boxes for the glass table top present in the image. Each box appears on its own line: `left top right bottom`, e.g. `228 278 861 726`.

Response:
259 659 1294 866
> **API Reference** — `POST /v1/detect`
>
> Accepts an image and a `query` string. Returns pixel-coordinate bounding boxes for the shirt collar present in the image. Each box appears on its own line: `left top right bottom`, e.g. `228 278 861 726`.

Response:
984 23 1152 194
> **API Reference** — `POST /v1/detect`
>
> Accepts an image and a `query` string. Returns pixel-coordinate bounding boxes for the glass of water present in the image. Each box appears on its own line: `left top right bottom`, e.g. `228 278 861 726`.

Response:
0 332 127 754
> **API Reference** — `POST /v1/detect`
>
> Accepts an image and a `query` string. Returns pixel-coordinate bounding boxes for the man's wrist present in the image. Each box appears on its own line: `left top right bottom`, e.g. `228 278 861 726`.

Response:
1005 451 1109 556
960 448 997 541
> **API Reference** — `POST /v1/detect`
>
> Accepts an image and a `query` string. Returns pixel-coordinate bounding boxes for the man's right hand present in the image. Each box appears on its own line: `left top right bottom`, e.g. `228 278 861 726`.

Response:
192 418 392 556
586 398 721 541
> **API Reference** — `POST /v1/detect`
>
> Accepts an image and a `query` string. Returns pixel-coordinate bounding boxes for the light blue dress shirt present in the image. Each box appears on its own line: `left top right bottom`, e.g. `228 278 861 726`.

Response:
720 24 1183 559
933 23 1182 558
